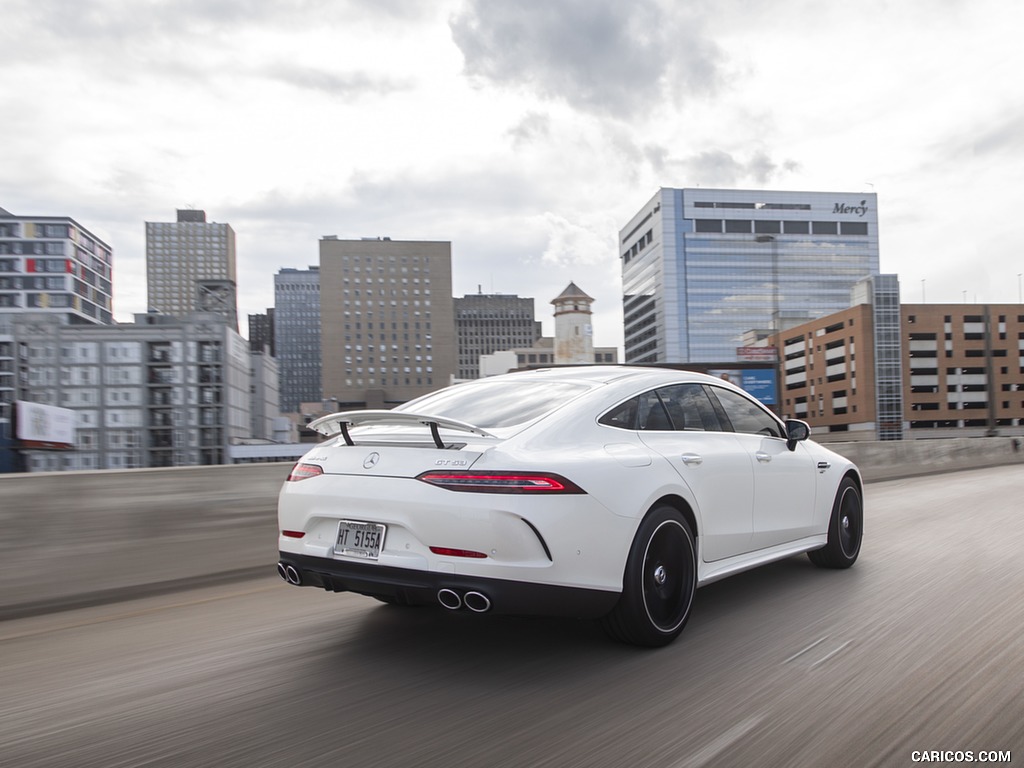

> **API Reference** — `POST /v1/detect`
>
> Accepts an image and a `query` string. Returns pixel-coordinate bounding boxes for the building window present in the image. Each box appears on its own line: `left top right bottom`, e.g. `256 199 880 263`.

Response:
754 220 781 234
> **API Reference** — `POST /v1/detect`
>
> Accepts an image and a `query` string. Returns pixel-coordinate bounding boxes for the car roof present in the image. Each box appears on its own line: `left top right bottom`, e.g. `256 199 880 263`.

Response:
496 365 731 388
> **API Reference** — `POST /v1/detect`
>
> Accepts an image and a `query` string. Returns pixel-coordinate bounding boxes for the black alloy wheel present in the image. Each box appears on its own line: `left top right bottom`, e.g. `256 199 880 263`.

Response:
808 476 863 569
602 506 697 647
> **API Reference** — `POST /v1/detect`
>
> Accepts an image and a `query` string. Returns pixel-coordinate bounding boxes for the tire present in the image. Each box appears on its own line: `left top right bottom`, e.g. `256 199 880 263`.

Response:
601 506 697 647
808 476 863 569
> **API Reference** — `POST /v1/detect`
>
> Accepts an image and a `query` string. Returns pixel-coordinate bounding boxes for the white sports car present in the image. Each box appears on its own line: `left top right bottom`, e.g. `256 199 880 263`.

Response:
277 366 863 646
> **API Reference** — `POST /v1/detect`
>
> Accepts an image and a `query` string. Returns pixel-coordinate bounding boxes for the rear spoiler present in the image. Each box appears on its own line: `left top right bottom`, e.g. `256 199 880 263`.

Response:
307 410 496 448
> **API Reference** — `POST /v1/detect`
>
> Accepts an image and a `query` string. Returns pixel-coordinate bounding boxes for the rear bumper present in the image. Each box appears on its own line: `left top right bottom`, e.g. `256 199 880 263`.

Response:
277 552 620 619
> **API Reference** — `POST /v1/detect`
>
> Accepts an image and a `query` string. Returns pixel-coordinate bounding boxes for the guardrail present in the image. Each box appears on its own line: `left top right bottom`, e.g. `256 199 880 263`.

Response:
1 438 1021 621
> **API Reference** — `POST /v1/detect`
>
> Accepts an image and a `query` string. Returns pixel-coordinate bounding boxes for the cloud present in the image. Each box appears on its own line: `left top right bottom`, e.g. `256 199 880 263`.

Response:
263 65 413 98
2 0 440 90
4 0 432 45
506 112 552 148
934 106 1024 161
536 212 616 270
668 149 795 187
449 0 726 116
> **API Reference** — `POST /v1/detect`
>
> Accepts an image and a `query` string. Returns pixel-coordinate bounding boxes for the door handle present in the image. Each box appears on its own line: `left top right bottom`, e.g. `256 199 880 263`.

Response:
755 452 772 463
680 453 703 466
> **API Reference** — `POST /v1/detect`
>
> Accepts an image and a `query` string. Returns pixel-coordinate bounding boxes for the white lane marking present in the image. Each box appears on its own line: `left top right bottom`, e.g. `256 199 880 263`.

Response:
784 635 830 664
810 640 853 668
675 716 765 768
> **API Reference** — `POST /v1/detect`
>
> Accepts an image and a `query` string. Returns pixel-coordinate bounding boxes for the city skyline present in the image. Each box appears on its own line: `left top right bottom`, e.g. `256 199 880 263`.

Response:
3 0 1024 353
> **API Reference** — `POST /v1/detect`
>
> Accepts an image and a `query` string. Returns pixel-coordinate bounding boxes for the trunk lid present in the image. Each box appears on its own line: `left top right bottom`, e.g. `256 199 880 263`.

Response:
302 410 498 479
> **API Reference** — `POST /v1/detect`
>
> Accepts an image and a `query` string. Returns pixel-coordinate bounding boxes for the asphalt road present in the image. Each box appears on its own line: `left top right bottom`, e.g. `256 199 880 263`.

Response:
2 466 1021 768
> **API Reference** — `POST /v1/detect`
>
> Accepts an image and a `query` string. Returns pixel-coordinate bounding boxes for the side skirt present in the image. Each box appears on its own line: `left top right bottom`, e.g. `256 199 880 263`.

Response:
696 535 828 587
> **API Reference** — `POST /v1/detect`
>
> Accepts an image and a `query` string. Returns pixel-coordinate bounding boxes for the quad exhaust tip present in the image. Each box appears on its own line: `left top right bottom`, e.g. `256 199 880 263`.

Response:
437 588 462 610
464 591 492 613
277 561 302 586
437 588 492 612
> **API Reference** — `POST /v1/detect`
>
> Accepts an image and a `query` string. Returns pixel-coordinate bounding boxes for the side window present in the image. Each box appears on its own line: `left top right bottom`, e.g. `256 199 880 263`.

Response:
708 386 783 438
656 384 722 431
638 391 672 430
599 397 638 429
599 391 673 431
600 385 726 432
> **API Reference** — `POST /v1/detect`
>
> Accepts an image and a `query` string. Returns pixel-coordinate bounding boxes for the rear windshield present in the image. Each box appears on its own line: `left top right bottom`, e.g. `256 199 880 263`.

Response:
397 380 591 429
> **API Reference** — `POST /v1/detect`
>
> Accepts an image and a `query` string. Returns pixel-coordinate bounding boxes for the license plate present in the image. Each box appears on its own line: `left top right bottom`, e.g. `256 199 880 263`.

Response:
335 520 386 560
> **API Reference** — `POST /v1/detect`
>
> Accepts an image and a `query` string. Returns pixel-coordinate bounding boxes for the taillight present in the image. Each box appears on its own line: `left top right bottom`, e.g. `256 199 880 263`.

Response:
287 463 324 482
416 471 584 494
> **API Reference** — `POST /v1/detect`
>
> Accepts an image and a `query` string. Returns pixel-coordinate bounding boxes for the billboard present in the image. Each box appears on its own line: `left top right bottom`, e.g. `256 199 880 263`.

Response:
14 401 76 450
736 346 778 363
706 368 778 407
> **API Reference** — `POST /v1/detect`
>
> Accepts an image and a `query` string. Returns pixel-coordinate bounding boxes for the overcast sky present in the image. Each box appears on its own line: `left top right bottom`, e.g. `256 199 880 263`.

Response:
3 0 1023 349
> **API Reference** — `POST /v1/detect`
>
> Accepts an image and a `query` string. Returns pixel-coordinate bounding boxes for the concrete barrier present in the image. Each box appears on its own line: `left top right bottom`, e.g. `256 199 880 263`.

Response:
1 437 1021 620
827 436 1024 482
0 463 291 621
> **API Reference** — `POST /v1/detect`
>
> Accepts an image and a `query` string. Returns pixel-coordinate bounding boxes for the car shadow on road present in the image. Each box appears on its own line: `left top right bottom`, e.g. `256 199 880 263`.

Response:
318 553 844 669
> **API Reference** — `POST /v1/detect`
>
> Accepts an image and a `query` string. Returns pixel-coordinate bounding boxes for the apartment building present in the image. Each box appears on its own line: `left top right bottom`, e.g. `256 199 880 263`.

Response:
901 304 1024 436
146 209 237 330
0 207 114 325
770 280 1023 440
319 237 456 408
9 311 253 470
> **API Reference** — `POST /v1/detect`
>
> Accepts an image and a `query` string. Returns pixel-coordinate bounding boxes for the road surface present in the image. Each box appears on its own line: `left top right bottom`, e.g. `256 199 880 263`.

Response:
2 466 1021 767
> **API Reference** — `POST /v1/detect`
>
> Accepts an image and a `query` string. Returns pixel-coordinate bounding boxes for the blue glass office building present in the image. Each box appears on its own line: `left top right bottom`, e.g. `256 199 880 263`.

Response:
275 267 321 412
621 188 880 363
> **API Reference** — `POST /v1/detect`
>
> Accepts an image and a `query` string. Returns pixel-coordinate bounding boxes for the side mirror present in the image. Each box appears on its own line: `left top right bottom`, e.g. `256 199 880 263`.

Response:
784 419 811 451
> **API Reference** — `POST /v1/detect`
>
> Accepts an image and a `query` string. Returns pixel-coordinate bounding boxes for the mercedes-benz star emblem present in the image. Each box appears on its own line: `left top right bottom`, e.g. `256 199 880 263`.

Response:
363 452 380 469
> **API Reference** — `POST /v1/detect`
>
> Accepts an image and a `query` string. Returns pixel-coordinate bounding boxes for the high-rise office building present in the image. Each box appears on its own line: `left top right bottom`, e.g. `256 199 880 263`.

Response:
274 267 320 412
319 237 456 408
454 292 539 379
620 188 880 364
145 209 237 330
0 207 114 325
248 309 275 356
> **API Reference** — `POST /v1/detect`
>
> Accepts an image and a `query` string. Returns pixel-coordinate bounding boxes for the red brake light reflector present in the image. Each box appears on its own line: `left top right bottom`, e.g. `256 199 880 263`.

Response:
416 471 584 494
281 530 306 539
287 463 324 482
429 546 488 559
